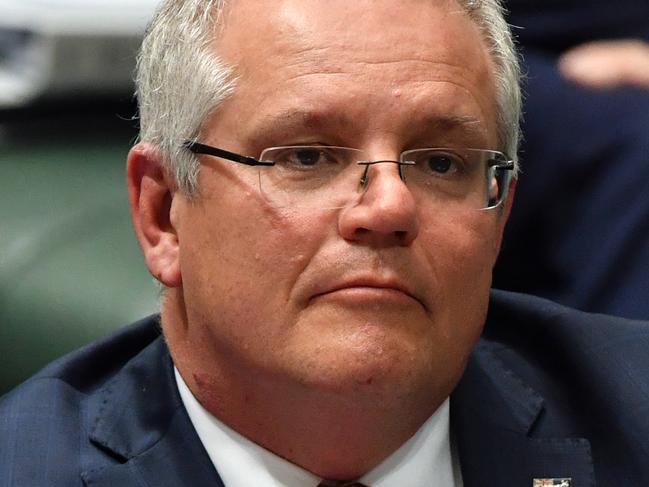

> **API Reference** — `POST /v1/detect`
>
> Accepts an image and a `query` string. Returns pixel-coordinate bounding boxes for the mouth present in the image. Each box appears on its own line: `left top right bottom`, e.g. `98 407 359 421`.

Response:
310 278 425 309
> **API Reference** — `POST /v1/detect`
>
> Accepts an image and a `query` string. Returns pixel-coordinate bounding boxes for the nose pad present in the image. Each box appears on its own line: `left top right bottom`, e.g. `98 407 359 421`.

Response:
357 161 405 191
359 164 370 189
340 161 419 247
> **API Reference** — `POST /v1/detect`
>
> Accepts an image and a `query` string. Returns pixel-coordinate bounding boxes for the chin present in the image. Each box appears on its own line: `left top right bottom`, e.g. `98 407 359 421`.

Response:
275 302 475 401
286 329 442 401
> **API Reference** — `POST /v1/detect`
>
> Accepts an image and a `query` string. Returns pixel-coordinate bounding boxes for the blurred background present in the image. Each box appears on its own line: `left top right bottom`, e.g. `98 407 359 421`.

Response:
493 0 649 319
1 0 648 396
0 0 162 394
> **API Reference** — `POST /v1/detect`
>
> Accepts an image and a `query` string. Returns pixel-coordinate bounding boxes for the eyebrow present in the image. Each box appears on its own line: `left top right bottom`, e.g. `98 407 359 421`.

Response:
251 108 356 136
249 109 490 145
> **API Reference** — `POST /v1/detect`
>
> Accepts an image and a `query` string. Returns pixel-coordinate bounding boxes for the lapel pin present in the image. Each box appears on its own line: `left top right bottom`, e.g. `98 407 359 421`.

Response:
533 479 572 487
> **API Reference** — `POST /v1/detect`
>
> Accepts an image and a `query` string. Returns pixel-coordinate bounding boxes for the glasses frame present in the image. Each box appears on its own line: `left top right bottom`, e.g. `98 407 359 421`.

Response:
183 140 516 209
184 141 275 167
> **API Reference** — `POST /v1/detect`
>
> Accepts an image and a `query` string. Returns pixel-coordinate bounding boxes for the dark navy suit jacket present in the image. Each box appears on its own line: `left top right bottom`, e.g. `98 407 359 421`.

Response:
2 290 649 486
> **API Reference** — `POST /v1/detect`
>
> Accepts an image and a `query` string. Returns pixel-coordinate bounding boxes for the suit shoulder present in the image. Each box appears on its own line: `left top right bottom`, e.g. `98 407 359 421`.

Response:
487 289 649 351
1 315 162 408
484 290 649 423
0 315 164 486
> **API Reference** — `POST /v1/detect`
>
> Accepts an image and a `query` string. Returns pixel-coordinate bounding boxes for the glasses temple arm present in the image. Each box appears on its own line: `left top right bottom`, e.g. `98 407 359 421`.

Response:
183 141 273 167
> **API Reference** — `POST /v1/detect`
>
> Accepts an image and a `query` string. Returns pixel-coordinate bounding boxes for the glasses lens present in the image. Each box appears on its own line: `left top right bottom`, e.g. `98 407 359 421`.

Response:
258 146 367 208
401 148 512 210
256 146 512 210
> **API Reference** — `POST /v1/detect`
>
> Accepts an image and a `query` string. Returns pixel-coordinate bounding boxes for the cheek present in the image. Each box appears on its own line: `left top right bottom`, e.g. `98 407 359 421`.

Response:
177 201 334 344
422 211 499 283
419 212 499 337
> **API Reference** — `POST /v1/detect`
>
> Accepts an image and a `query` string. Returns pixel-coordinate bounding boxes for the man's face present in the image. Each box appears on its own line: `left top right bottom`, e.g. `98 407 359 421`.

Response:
168 0 508 409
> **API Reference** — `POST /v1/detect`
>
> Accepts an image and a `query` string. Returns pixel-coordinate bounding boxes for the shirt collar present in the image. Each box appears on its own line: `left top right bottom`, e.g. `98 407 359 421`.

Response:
175 368 462 487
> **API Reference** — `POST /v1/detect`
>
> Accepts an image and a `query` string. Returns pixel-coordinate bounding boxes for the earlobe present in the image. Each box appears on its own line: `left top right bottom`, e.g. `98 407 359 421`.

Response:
127 142 183 288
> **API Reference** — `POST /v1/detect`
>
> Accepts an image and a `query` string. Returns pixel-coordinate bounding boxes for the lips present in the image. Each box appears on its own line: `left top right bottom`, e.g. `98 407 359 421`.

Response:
310 275 426 309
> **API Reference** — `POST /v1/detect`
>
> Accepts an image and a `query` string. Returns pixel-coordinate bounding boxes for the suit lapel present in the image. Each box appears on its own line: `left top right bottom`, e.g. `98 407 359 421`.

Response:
451 340 596 487
81 338 224 487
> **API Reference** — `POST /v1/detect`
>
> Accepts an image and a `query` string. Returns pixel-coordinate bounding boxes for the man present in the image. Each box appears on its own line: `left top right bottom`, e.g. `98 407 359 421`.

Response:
2 0 649 486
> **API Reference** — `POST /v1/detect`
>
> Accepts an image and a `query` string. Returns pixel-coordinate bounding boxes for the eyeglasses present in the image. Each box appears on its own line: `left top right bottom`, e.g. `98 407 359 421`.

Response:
183 141 515 210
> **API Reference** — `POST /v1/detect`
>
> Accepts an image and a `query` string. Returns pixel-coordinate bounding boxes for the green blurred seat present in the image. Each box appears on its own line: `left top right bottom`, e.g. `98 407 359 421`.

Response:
0 137 159 394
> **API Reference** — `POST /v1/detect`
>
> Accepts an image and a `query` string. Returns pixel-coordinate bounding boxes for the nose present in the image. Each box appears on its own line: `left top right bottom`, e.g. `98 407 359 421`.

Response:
338 162 419 247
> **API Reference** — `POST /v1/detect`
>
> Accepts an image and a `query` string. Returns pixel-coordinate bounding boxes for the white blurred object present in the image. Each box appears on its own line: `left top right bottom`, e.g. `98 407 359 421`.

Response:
0 0 162 108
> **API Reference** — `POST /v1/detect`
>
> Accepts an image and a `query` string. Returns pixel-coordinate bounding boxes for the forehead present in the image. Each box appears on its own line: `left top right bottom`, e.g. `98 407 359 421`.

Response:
220 0 484 54
212 0 496 145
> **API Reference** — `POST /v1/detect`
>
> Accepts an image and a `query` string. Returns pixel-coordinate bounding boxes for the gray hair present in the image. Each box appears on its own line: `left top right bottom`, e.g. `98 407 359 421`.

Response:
458 0 522 173
136 0 521 194
136 0 233 193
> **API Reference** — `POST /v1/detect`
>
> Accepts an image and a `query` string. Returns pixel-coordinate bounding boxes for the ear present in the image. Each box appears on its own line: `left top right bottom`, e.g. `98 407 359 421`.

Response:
493 177 517 256
127 142 182 288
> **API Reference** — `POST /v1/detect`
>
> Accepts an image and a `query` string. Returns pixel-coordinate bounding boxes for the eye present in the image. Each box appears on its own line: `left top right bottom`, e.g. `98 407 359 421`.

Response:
290 147 323 166
427 154 455 174
417 151 465 176
263 146 355 173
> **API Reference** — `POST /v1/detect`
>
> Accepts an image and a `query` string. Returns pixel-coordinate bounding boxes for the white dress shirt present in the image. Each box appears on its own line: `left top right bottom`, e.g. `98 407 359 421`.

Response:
175 368 463 487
